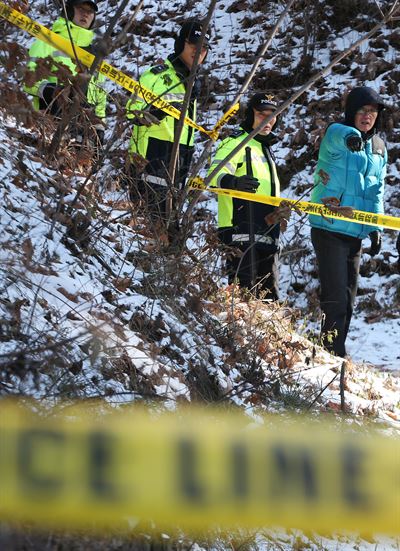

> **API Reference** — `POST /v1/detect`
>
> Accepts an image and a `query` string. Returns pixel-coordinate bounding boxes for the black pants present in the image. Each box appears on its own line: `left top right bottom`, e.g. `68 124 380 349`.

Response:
128 172 182 243
129 175 169 221
311 227 362 357
227 243 279 300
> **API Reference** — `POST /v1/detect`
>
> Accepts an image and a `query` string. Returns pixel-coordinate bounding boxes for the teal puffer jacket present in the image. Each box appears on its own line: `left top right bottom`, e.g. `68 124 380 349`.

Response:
310 123 387 239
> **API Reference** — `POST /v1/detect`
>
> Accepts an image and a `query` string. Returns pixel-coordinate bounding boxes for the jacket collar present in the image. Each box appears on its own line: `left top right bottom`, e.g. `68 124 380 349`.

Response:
167 53 192 79
240 123 279 145
52 17 94 47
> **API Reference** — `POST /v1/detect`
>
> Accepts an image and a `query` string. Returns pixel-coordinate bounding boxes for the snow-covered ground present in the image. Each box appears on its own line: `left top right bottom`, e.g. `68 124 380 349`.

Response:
1 0 399 549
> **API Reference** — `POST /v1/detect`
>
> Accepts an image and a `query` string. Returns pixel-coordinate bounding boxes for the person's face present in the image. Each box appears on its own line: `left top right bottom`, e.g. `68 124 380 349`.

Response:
252 108 277 135
179 40 207 69
72 3 95 29
354 104 379 133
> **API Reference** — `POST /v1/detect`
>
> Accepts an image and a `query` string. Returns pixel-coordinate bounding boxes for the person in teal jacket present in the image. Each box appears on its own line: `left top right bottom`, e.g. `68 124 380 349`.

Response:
24 0 106 144
126 20 210 220
208 93 291 299
310 86 387 357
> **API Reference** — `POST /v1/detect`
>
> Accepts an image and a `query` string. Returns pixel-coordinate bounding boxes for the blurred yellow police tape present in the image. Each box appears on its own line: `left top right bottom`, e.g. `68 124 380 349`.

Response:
0 401 399 535
188 177 400 231
0 2 238 140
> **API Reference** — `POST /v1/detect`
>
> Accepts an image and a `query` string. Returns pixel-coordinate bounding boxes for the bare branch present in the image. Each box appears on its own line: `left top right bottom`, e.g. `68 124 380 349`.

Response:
181 0 297 227
204 3 399 186
229 0 297 111
112 0 144 52
89 0 131 75
59 0 85 72
166 0 218 227
48 0 131 158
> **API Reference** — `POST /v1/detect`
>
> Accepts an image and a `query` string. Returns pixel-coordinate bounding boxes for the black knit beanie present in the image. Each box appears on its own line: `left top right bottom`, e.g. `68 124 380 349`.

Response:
344 86 385 132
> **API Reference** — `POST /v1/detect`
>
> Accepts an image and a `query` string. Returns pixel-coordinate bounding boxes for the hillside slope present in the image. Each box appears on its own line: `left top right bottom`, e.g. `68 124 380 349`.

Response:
0 0 399 549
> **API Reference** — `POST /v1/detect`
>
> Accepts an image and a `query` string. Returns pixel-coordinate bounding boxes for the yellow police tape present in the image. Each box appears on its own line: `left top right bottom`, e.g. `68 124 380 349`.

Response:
0 401 399 535
0 2 237 140
211 102 240 136
188 177 400 231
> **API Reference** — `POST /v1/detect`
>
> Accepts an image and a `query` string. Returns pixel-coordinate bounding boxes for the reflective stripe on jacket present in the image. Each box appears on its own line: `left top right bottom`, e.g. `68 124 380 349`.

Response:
24 17 107 119
310 123 387 239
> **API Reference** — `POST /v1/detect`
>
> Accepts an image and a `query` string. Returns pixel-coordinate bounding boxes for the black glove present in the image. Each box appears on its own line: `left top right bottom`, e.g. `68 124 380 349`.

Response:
220 174 260 193
148 105 168 121
129 109 162 126
346 135 364 152
89 37 111 58
148 101 181 121
369 230 382 256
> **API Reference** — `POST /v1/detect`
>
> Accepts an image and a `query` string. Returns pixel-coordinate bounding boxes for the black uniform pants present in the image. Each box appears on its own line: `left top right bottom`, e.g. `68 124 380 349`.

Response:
227 242 279 300
311 227 362 358
128 172 181 241
129 176 169 221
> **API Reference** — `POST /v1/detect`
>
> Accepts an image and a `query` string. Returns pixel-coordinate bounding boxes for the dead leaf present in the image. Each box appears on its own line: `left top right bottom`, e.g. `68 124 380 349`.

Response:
57 287 79 303
317 168 330 185
66 311 82 321
112 277 132 292
22 238 33 263
321 196 354 219
326 400 342 411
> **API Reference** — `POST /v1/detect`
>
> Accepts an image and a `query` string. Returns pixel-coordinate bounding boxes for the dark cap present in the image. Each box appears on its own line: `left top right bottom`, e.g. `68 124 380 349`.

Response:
174 20 211 56
184 22 211 45
65 0 99 28
249 93 278 111
67 0 99 12
241 92 279 133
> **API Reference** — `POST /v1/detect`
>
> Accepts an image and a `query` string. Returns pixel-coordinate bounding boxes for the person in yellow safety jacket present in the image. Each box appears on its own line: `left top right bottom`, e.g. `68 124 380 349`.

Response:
208 93 290 300
24 0 107 144
126 19 211 219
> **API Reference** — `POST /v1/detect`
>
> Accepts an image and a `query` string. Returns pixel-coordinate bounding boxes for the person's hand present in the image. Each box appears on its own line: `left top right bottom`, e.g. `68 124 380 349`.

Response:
221 174 260 193
73 72 92 97
167 101 182 111
148 101 181 120
90 37 112 58
148 106 168 121
346 134 363 152
234 175 260 192
129 109 162 127
369 231 382 256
